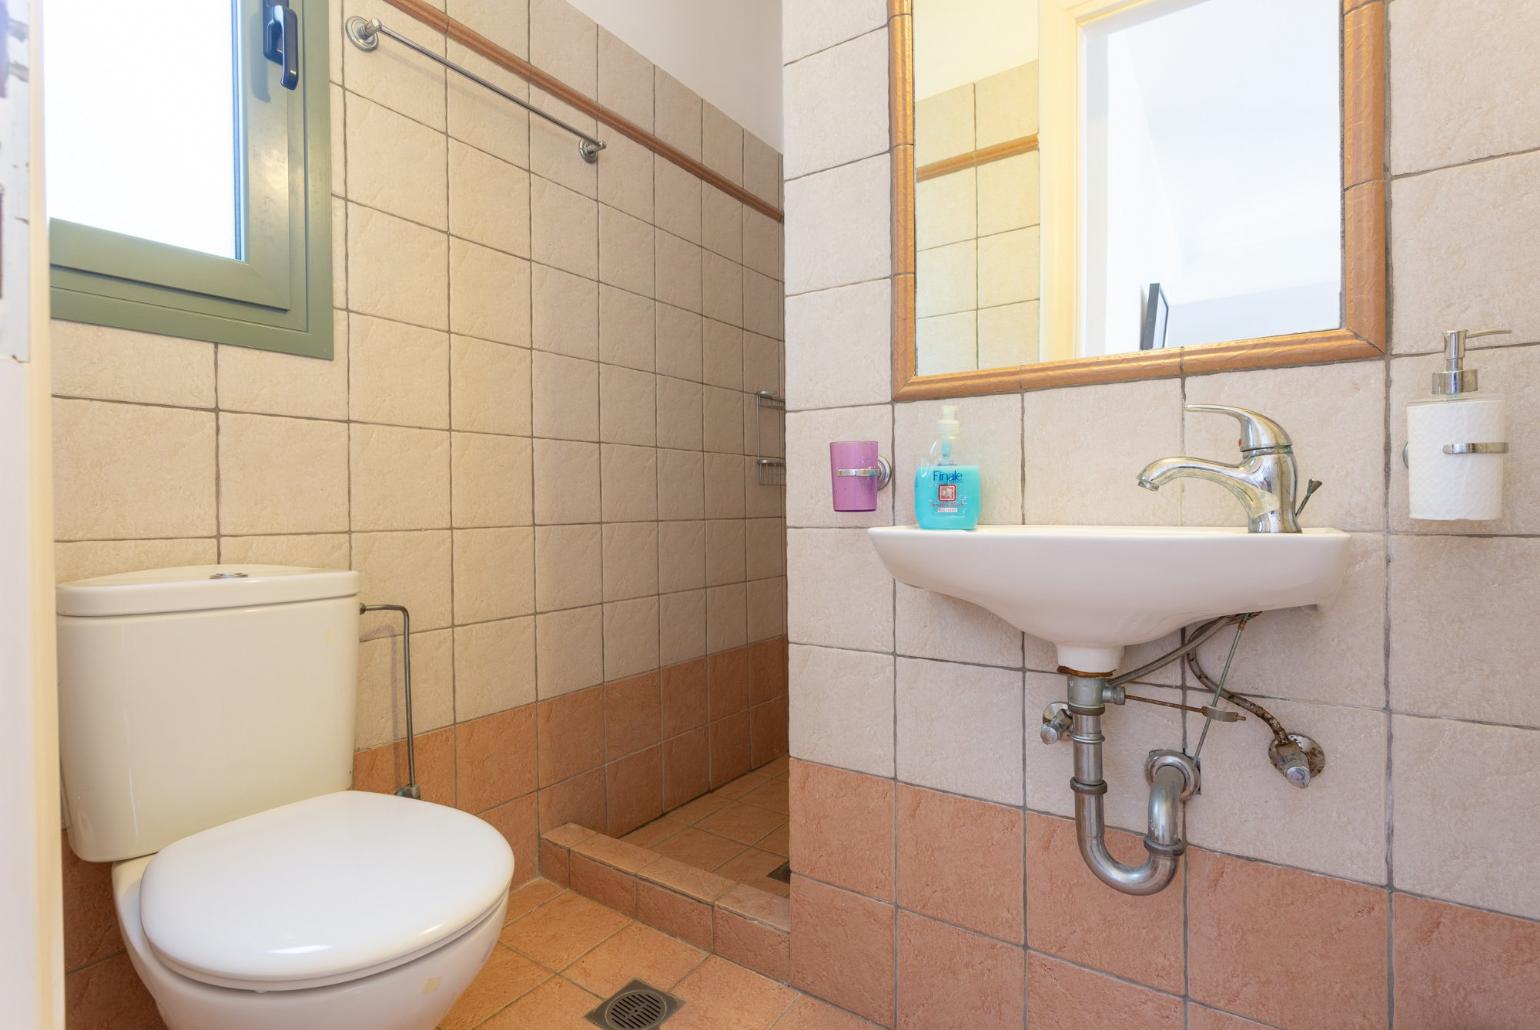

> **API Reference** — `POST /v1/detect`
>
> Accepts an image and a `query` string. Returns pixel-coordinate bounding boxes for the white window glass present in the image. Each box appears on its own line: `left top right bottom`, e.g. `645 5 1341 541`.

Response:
46 0 239 258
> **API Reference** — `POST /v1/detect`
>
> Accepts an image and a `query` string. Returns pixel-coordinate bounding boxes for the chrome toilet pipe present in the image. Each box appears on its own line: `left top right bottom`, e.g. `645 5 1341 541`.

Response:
1064 675 1199 896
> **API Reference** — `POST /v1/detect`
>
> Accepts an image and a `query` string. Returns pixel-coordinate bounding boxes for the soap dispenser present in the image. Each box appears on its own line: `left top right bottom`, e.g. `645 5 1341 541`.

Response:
914 404 981 529
1406 328 1510 520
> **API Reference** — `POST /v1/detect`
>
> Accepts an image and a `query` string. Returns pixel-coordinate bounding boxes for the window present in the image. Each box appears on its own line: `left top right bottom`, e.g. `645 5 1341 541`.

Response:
46 0 333 358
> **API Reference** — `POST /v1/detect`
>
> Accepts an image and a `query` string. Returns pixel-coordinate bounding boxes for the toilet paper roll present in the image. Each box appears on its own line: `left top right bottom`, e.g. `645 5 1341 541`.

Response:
1407 395 1505 520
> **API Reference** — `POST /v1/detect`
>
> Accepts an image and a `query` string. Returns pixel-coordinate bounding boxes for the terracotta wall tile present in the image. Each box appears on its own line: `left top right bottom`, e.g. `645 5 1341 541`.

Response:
897 784 1022 944
708 645 753 719
1393 892 1540 1030
749 636 788 704
1024 813 1182 990
61 836 121 973
715 907 791 982
1026 953 1184 1030
897 911 1023 1030
1187 849 1388 1029
536 685 606 786
709 710 752 786
604 671 661 760
538 837 571 886
570 853 639 916
605 746 664 835
791 875 896 1026
537 766 607 834
455 705 536 813
750 696 789 767
636 880 714 950
64 953 166 1030
790 760 895 900
1185 1005 1274 1030
661 658 709 736
664 726 712 808
479 794 539 887
353 727 456 806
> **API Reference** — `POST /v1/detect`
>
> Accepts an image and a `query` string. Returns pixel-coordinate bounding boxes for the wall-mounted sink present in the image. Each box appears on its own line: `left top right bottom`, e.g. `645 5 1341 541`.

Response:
868 525 1350 673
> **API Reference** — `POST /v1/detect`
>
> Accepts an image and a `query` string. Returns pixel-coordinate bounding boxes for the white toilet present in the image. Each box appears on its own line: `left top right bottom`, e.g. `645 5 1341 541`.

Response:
56 566 515 1030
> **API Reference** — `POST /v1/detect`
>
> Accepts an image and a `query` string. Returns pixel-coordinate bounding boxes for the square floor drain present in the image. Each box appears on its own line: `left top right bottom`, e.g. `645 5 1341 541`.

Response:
768 861 792 884
585 979 683 1029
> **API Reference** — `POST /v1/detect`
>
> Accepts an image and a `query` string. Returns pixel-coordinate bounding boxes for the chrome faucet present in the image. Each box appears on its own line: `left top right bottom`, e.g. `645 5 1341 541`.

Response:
1138 404 1314 534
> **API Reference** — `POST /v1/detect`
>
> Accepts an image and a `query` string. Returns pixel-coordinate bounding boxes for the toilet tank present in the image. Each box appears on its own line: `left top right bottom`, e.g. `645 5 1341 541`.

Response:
57 566 360 862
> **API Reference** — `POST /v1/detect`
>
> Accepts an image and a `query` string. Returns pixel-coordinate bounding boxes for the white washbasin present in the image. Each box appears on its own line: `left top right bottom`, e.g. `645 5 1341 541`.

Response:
868 525 1350 673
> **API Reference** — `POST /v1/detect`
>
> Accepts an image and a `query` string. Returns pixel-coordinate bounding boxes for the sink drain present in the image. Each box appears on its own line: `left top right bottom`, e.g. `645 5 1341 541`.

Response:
585 980 682 1029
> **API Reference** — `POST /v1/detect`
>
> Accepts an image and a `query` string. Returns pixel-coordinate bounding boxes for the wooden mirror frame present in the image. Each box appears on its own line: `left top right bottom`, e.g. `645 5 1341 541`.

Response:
889 0 1387 401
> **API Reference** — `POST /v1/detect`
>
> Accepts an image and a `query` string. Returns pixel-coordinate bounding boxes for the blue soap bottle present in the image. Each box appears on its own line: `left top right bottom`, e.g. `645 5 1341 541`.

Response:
915 404 981 530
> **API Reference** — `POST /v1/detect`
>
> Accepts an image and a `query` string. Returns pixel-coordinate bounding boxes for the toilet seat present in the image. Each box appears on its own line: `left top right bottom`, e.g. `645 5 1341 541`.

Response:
137 790 514 992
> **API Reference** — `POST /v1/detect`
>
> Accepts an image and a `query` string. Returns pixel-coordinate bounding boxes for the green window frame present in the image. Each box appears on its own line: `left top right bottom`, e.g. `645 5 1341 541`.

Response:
49 0 333 359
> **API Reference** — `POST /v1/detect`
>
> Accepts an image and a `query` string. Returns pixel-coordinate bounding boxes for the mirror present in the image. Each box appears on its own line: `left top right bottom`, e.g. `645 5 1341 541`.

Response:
892 0 1387 399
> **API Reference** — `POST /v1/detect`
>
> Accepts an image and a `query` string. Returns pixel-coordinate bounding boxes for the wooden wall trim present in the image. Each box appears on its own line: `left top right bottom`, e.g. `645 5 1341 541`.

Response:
916 135 1038 182
380 0 784 223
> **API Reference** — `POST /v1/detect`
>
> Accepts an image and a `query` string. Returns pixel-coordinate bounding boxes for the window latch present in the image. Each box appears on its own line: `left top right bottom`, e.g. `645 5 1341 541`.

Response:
264 0 300 90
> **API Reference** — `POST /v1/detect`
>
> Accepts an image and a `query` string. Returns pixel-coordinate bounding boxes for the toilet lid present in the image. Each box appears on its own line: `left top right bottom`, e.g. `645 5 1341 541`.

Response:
138 791 514 990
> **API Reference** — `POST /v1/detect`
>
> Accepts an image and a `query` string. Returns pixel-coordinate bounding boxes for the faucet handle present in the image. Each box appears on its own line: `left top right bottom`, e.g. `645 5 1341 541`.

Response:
1184 404 1293 452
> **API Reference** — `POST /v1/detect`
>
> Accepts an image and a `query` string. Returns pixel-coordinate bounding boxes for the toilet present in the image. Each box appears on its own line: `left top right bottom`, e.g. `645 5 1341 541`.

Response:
56 566 515 1030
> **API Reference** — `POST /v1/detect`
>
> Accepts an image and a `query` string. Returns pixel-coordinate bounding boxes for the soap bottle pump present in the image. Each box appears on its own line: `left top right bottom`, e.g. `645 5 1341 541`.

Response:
1406 328 1510 520
914 404 981 530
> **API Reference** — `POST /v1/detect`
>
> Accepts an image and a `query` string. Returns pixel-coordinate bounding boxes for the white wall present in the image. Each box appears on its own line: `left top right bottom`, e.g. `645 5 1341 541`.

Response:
565 0 784 148
914 0 1038 100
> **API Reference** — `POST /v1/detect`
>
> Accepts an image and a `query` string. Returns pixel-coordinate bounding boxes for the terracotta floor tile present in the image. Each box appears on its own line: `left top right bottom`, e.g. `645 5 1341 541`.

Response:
655 827 750 871
897 911 1023 1030
503 877 565 924
718 847 790 890
1186 1004 1278 1029
499 891 630 970
671 955 798 1030
762 755 790 780
1392 892 1540 1030
741 779 791 815
715 768 772 799
755 822 791 857
638 854 737 902
719 883 792 930
61 834 123 973
700 801 788 845
1027 953 1184 1030
439 944 550 1030
478 975 602 1030
670 790 736 824
1024 813 1180 987
791 876 895 1026
622 812 691 849
790 761 894 901
562 921 707 997
771 994 879 1029
64 953 164 1030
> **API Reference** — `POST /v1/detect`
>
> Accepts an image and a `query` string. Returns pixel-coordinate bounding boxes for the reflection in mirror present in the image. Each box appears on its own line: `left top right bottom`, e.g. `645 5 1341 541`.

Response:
1078 0 1341 357
912 0 1042 377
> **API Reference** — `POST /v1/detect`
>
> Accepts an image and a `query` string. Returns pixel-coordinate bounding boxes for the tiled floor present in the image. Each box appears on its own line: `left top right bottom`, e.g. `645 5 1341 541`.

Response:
621 757 792 897
442 876 874 1029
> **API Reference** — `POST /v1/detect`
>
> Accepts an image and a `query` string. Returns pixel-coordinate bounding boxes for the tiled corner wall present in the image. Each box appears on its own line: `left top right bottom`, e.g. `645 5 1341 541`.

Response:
782 0 1540 1026
55 0 787 1021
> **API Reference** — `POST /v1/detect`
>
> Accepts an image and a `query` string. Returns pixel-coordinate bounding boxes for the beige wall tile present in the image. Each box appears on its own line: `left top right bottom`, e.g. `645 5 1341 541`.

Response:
896 657 1023 806
451 431 533 530
743 212 781 283
218 533 351 569
658 521 705 594
1022 378 1182 525
448 0 528 59
705 519 747 587
703 452 746 519
784 156 890 296
895 585 1023 670
915 85 973 165
599 365 656 446
702 386 743 454
656 449 705 520
350 424 451 531
356 628 455 748
537 605 605 698
976 226 1040 308
916 171 977 251
602 522 659 601
895 393 1023 525
449 140 531 257
1393 714 1540 919
782 0 887 63
703 253 744 328
1186 699 1387 883
916 241 976 318
604 597 661 679
915 312 976 376
978 301 1038 369
216 313 350 421
660 588 707 664
345 93 448 229
454 526 535 623
785 280 890 410
702 320 743 391
219 413 349 536
52 321 213 408
53 399 216 541
351 529 454 632
789 644 894 777
747 577 787 640
703 103 744 186
55 538 218 584
743 333 781 396
746 518 785 580
656 303 704 381
703 187 744 263
655 69 703 161
530 89 600 198
349 204 449 330
446 46 531 169
534 439 601 524
597 28 653 129
1390 535 1540 728
654 158 703 245
342 0 446 129
598 132 655 223
450 239 532 347
451 336 532 436
656 231 704 314
532 352 599 441
706 582 748 652
977 152 1040 236
532 265 599 359
1391 151 1540 353
786 528 892 653
656 377 704 450
1184 360 1386 531
975 63 1038 147
785 405 892 528
783 28 889 180
455 616 537 719
535 524 603 611
599 286 656 372
598 205 656 296
349 315 450 429
332 199 348 306
531 177 599 279
743 270 783 340
601 444 659 521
